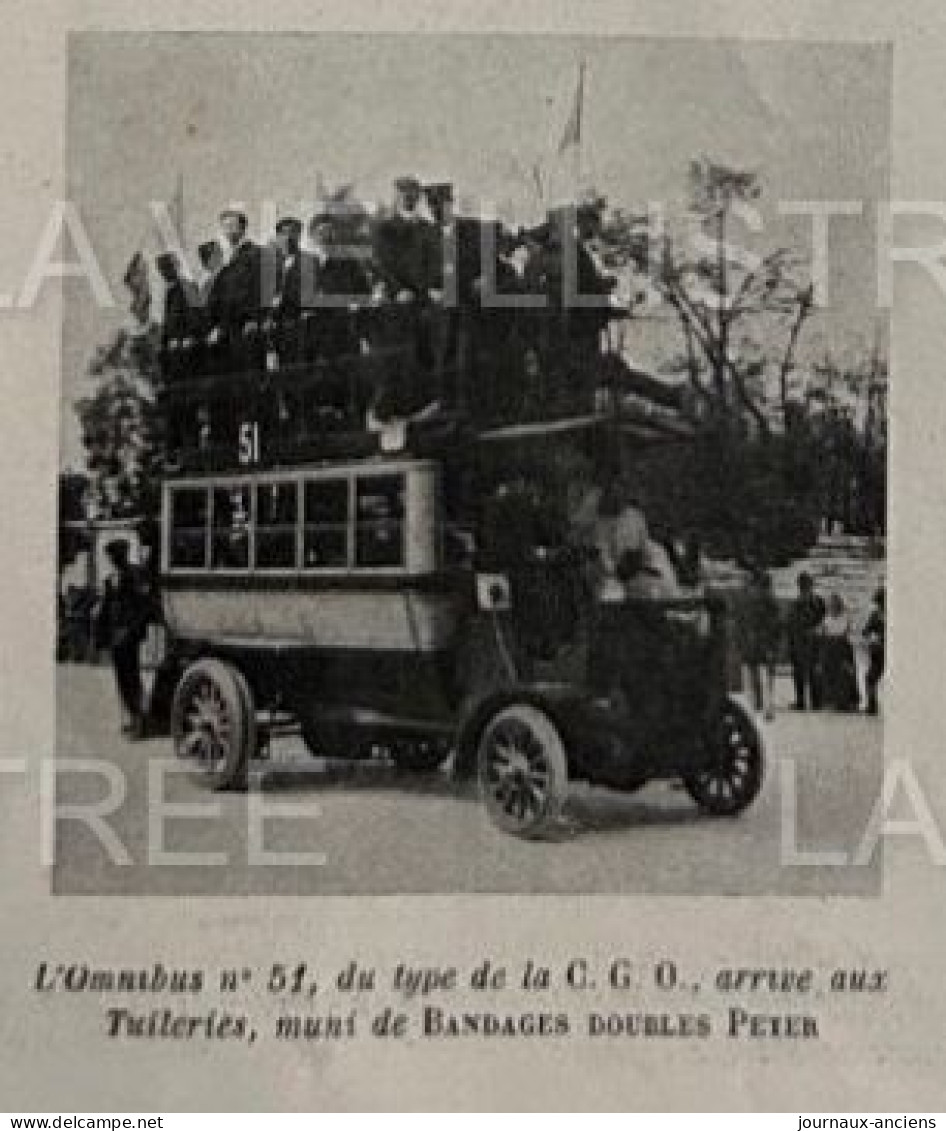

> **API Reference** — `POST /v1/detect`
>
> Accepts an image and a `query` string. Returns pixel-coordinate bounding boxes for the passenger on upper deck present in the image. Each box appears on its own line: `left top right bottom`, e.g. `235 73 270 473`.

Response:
195 240 223 308
511 205 616 409
308 211 372 304
205 209 264 361
368 176 440 407
305 209 372 360
372 176 433 304
156 252 198 378
569 201 617 350
269 216 310 318
423 182 483 309
422 181 484 407
262 216 312 365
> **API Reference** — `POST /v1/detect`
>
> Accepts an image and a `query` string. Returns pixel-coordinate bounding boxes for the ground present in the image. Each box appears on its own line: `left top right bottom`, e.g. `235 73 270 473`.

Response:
54 662 882 896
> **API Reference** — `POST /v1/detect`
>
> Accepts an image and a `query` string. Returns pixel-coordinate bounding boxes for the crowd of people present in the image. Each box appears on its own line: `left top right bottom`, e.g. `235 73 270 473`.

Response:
741 570 885 719
155 176 619 446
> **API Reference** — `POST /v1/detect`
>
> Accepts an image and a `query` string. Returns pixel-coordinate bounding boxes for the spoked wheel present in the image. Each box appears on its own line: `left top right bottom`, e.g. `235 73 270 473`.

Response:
389 736 452 773
477 702 568 838
684 698 763 816
171 659 256 790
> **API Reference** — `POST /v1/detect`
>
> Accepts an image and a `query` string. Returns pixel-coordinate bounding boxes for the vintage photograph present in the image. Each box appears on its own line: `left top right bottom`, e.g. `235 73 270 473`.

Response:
56 32 889 895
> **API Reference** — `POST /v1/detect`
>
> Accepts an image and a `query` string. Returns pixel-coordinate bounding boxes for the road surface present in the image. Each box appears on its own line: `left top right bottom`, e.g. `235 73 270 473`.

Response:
54 663 882 896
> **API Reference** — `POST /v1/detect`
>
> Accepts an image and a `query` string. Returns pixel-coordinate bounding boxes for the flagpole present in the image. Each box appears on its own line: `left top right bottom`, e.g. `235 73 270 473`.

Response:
175 169 185 251
575 60 585 200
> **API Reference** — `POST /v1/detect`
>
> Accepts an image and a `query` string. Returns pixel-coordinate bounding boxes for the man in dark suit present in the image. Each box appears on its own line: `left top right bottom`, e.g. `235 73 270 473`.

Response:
372 176 433 301
422 181 486 408
555 202 616 366
206 209 264 367
94 540 152 740
264 216 313 364
156 252 198 379
306 210 372 360
423 182 483 306
788 571 826 710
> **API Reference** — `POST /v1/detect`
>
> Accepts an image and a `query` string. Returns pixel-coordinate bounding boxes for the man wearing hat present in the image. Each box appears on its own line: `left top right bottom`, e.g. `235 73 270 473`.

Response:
422 181 486 407
372 176 434 302
566 200 616 351
206 209 264 364
156 252 198 380
304 209 371 361
196 240 224 307
368 177 439 411
788 571 826 710
423 182 483 304
94 539 151 740
863 585 885 715
263 216 312 365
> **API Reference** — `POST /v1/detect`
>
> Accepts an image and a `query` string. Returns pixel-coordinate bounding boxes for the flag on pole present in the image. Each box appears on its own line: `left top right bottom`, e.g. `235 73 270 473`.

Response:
531 161 545 204
169 169 186 251
557 61 585 155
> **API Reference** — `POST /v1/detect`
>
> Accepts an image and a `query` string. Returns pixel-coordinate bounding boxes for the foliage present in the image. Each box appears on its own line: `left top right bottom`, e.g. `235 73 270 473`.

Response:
596 157 814 434
75 326 165 522
589 158 887 559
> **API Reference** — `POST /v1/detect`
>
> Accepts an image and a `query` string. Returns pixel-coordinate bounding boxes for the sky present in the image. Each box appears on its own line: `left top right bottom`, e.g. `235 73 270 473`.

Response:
61 32 891 467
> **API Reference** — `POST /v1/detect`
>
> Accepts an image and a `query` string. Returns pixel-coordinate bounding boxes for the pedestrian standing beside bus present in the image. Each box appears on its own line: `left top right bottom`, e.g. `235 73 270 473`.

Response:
863 585 885 715
819 592 860 711
94 540 152 740
788 571 825 711
741 567 781 721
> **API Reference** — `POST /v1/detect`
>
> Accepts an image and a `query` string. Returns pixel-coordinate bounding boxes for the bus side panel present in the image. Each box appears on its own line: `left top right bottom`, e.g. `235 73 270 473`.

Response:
162 586 459 652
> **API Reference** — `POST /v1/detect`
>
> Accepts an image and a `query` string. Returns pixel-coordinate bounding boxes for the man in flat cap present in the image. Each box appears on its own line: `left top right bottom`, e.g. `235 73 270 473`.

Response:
368 176 440 408
196 240 224 307
156 252 198 380
206 209 264 365
372 176 434 303
263 216 313 365
94 539 152 740
304 209 371 361
394 174 422 217
271 216 307 314
422 181 487 407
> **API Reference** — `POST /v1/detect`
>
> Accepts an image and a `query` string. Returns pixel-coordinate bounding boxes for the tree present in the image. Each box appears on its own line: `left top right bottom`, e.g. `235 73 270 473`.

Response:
597 158 814 436
802 347 888 535
75 326 165 522
592 160 831 563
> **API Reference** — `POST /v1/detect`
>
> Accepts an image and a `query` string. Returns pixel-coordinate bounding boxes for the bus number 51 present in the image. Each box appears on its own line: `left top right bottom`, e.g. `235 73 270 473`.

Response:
238 421 261 466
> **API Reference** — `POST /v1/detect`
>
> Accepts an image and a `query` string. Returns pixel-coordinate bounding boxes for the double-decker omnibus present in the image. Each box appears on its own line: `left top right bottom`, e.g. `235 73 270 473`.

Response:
155 303 763 837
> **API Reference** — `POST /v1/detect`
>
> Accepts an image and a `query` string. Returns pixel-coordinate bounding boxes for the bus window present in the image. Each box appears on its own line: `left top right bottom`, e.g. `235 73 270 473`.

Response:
169 487 209 569
303 478 349 568
255 481 298 569
355 474 404 568
212 484 251 569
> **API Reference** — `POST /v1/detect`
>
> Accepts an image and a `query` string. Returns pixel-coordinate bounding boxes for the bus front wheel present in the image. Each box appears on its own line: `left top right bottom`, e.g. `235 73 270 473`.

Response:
477 702 569 838
171 658 256 790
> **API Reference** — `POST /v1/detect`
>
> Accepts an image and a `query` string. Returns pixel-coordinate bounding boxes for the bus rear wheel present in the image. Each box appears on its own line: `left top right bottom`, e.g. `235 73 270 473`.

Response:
171 658 256 790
